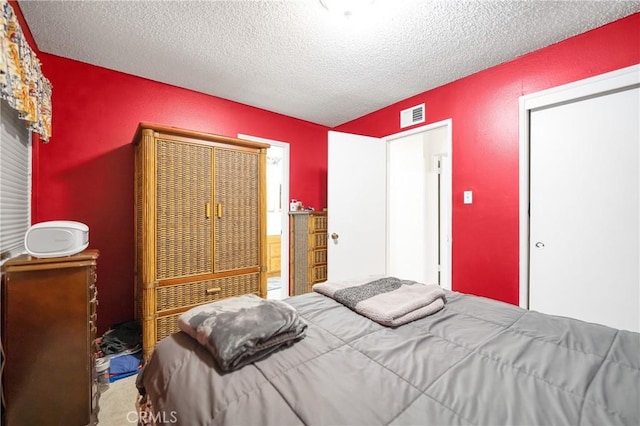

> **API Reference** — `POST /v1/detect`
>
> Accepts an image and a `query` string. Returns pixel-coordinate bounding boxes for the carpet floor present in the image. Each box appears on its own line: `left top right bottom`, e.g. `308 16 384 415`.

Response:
97 374 139 425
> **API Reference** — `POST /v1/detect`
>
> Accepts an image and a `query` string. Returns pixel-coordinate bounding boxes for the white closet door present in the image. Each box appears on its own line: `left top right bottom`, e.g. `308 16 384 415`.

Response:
529 86 639 331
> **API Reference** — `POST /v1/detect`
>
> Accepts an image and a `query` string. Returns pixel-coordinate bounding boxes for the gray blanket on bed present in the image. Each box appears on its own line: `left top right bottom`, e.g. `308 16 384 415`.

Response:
177 294 307 372
313 276 446 326
140 290 640 425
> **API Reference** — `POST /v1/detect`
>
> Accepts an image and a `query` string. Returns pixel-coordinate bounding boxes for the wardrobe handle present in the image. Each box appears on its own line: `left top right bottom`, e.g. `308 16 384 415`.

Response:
205 203 211 218
206 287 222 295
217 203 223 218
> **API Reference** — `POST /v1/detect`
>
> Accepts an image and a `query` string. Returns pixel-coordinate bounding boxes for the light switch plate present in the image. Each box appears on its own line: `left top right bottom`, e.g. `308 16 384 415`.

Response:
463 191 473 204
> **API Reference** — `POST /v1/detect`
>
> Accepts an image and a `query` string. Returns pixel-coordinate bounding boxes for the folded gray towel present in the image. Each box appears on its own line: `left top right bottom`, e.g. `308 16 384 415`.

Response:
314 276 446 326
178 294 307 372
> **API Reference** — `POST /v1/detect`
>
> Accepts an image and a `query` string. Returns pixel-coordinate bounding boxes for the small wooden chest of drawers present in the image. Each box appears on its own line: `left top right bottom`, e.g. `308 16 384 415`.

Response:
1 250 100 426
289 211 328 295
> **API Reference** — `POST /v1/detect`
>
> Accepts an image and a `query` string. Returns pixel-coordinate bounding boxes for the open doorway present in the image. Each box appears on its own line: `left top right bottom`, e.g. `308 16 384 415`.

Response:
387 124 450 287
239 134 290 300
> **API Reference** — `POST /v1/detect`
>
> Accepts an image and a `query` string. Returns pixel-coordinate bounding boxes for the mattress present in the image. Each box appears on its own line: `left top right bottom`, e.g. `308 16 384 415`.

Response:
137 290 640 425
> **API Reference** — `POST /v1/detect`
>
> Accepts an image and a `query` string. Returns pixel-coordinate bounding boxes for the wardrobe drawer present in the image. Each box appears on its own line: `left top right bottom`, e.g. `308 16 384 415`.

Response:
156 312 181 342
156 273 260 312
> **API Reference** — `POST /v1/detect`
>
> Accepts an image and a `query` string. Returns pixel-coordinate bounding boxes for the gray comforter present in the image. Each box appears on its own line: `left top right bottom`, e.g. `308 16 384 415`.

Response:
138 290 640 425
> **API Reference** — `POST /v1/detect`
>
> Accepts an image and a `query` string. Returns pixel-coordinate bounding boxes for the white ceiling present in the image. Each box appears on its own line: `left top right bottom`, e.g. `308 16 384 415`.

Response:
18 0 640 127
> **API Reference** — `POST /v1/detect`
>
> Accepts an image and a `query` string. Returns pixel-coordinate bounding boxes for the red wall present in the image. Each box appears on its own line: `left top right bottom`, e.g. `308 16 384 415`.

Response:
30 54 328 333
336 13 640 305
12 0 639 331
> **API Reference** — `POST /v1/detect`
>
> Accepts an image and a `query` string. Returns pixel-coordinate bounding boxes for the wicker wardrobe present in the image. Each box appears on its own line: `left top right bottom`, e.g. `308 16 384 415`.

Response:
133 123 269 360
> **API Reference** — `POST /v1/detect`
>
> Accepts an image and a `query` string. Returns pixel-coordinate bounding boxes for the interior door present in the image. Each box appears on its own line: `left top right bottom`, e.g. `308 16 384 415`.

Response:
529 85 639 332
327 131 386 281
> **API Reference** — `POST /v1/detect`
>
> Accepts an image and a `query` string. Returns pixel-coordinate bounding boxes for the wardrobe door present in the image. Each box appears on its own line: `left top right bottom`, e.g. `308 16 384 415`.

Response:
156 138 214 279
214 147 260 271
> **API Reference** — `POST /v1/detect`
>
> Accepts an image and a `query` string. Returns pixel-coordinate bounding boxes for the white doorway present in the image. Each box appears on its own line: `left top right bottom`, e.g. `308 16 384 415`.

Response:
327 119 452 289
519 65 639 332
387 125 450 286
239 134 290 300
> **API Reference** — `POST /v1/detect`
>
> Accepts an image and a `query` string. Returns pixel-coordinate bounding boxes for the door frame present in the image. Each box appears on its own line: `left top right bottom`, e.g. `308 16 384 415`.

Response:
384 118 453 290
518 64 640 309
239 134 291 297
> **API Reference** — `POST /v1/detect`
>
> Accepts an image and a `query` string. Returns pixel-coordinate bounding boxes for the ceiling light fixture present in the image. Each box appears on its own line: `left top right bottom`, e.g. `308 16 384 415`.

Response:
320 0 375 19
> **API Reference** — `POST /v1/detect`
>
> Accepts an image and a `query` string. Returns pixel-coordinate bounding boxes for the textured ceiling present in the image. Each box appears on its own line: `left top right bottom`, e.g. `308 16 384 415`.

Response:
18 0 640 127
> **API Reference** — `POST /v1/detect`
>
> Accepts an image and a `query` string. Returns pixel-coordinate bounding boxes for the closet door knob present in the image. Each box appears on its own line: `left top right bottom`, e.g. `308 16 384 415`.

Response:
535 242 545 248
331 233 339 241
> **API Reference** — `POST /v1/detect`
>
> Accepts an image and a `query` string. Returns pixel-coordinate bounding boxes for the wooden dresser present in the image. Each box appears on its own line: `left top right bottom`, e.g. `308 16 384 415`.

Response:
133 123 269 360
1 250 99 426
289 211 328 295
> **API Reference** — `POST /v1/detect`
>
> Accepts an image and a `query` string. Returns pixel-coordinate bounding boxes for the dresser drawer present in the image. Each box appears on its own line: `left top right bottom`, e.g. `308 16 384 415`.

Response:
309 214 327 233
90 297 98 317
311 265 327 283
156 273 260 312
90 267 97 286
309 248 327 266
90 282 97 301
309 232 327 249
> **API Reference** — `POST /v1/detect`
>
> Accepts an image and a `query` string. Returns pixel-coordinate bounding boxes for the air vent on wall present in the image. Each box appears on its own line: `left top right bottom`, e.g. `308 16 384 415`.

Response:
400 103 425 128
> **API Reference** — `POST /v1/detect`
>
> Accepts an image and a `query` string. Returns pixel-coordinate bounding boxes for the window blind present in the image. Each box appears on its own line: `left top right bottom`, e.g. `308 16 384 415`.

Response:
0 98 32 262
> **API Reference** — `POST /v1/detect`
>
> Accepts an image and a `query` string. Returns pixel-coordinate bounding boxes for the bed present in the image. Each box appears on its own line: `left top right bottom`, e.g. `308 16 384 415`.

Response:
137 287 640 425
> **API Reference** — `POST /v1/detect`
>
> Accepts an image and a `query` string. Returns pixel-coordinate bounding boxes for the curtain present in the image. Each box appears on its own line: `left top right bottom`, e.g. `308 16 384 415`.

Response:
0 0 52 142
